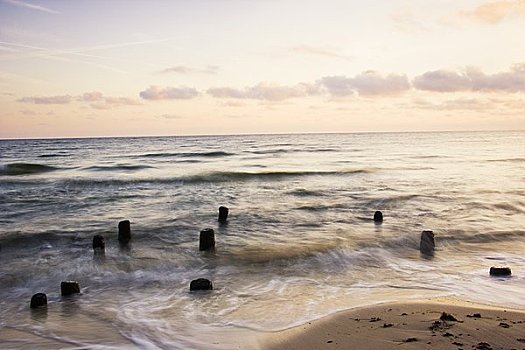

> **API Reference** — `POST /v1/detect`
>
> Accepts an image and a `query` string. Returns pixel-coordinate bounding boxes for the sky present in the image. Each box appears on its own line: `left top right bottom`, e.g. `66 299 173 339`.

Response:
1 0 524 138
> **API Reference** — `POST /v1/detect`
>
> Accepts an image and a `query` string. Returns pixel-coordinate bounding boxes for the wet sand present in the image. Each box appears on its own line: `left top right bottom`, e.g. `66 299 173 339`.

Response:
3 298 524 349
263 298 525 350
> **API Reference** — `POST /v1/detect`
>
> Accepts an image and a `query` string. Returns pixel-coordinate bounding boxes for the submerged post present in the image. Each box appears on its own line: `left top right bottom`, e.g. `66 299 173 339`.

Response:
30 293 47 309
373 211 383 223
420 230 435 255
218 206 229 223
92 234 105 252
190 278 213 291
118 220 131 244
199 228 215 251
61 281 81 296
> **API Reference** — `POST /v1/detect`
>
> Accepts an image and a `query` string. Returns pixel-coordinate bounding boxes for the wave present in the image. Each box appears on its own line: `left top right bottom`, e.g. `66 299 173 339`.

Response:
364 194 421 208
249 148 290 155
138 151 234 158
457 201 524 214
0 163 60 176
486 157 525 163
409 155 450 159
188 169 372 182
295 203 348 212
287 188 326 197
248 147 339 155
439 230 525 244
58 169 373 187
38 153 70 158
85 164 155 172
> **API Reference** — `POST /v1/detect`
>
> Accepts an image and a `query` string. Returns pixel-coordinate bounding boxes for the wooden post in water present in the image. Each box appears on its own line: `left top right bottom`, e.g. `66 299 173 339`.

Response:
489 266 512 277
30 293 47 308
61 281 81 296
420 230 435 255
118 220 131 244
92 234 105 252
199 228 215 251
218 206 229 223
373 211 383 223
190 278 213 291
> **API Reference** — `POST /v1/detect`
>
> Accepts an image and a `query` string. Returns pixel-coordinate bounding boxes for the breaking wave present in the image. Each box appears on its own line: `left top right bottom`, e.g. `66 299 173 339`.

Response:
0 163 60 176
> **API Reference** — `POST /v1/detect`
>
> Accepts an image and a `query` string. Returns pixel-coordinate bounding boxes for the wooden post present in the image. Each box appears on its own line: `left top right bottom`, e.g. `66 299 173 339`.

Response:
30 293 47 308
420 230 435 255
218 206 229 223
190 278 213 291
93 234 105 252
118 220 131 244
61 281 81 296
199 228 215 251
489 266 511 277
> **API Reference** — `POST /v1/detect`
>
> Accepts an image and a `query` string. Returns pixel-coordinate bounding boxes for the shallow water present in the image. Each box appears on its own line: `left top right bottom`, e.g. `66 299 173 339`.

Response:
1 132 524 349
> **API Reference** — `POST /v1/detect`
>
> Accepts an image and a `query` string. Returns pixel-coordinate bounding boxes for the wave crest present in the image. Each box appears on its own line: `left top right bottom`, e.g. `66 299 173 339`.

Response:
0 163 60 176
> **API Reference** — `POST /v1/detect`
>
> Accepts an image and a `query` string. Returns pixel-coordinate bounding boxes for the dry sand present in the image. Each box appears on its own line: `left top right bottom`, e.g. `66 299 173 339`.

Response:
263 298 525 350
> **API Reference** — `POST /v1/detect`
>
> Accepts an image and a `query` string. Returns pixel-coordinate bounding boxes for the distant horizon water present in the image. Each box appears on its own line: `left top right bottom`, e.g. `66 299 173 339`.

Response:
2 128 524 141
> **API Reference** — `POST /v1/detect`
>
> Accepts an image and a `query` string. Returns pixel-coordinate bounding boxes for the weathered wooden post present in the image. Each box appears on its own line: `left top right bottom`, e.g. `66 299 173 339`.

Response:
489 266 512 277
199 228 215 251
118 220 131 244
420 230 435 255
61 281 81 296
30 293 47 308
373 211 383 223
218 206 229 223
190 278 213 291
93 234 105 252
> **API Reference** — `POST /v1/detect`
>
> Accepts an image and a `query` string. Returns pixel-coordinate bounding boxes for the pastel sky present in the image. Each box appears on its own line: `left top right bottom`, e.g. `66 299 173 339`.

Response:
1 0 525 138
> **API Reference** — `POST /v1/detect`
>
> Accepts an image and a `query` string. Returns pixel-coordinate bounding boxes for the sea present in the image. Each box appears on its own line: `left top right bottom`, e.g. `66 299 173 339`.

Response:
0 131 524 349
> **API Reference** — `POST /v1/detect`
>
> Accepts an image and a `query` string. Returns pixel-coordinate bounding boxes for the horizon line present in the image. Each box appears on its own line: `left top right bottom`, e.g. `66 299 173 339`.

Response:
1 129 523 141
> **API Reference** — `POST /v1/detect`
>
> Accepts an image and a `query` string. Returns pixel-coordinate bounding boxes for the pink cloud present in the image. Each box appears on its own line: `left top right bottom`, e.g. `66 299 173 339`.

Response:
140 86 199 100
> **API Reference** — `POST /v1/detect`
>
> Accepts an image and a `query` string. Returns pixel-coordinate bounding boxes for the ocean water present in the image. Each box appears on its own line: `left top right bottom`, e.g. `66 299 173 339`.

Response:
0 131 524 349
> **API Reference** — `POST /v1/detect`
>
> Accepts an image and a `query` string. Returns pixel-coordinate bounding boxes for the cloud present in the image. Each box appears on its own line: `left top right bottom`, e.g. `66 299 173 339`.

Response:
79 91 142 109
207 82 320 101
413 64 525 93
18 95 72 104
460 0 525 24
160 65 220 74
2 0 60 14
140 86 199 100
103 97 141 105
469 64 525 92
0 38 176 75
412 97 496 112
289 45 351 60
79 91 141 109
413 70 472 92
82 91 104 102
89 97 142 109
18 91 141 109
320 71 410 97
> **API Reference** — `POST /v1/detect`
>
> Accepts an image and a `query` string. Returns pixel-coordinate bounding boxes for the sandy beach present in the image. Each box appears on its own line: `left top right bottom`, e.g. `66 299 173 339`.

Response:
263 298 525 350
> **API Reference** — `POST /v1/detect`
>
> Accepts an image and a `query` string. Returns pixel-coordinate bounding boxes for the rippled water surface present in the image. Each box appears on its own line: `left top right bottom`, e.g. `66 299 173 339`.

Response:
1 132 524 349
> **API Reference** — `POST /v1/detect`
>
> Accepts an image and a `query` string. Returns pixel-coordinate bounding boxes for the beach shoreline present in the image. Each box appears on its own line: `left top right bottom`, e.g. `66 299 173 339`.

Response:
261 298 525 350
